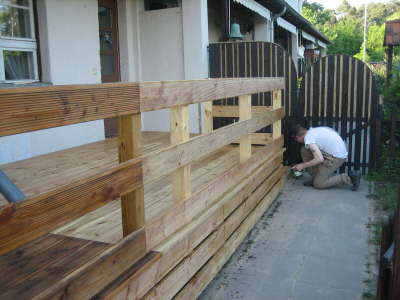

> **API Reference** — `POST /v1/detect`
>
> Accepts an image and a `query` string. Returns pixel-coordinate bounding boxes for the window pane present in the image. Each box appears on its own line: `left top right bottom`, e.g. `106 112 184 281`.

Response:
98 6 112 28
100 31 113 51
4 50 35 80
0 5 32 38
100 54 114 76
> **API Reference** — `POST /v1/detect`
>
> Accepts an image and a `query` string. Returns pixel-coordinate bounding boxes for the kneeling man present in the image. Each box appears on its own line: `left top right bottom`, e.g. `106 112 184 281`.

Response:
290 125 360 190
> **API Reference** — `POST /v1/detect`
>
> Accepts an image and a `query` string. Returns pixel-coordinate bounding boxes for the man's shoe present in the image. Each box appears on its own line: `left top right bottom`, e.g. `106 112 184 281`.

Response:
303 180 313 187
348 170 361 191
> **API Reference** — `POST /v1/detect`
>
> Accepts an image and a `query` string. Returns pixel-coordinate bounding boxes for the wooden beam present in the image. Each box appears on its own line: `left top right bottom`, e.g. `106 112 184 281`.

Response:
0 83 140 137
170 105 191 202
212 105 272 118
139 78 285 112
239 95 252 163
144 168 284 300
272 90 282 140
93 152 283 299
0 159 143 255
118 113 145 236
145 136 284 250
175 180 283 300
36 229 146 300
0 78 284 137
0 109 283 255
203 101 213 134
143 107 284 183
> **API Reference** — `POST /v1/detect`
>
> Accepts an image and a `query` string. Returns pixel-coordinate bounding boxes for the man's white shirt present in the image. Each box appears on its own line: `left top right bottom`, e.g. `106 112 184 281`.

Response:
304 127 348 159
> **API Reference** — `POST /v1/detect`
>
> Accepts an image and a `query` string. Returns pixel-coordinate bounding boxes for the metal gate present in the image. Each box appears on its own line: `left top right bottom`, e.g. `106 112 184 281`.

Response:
297 55 380 174
208 41 298 162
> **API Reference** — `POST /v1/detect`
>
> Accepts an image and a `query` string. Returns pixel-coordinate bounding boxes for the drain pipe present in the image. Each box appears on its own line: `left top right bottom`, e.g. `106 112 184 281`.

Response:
270 6 287 42
0 169 25 203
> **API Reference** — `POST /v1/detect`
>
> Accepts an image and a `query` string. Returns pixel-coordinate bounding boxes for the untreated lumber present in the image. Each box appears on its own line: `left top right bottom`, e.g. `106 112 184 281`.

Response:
118 113 145 236
0 159 143 255
174 180 283 300
212 105 272 118
35 229 146 300
143 168 284 300
239 95 252 163
273 90 282 140
203 101 213 134
139 77 284 112
104 153 283 299
170 105 191 202
145 136 283 250
0 109 283 255
0 78 284 137
0 83 140 137
93 251 161 300
142 107 284 181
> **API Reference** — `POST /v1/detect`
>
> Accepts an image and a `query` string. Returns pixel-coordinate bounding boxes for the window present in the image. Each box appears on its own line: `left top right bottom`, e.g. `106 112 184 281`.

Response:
0 0 38 82
144 0 180 11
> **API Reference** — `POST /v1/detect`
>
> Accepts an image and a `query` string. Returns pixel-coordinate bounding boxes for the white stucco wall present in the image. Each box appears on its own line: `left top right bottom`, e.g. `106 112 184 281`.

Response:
0 0 104 164
254 15 271 42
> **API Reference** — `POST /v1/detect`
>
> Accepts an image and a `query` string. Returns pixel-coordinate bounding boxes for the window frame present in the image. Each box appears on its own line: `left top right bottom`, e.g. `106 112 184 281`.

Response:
0 0 39 83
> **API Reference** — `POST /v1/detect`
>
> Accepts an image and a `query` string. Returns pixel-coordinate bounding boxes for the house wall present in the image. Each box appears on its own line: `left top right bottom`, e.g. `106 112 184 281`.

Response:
0 0 104 165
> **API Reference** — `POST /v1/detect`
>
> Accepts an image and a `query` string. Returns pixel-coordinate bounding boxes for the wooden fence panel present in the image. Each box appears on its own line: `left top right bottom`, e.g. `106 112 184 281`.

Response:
298 55 380 174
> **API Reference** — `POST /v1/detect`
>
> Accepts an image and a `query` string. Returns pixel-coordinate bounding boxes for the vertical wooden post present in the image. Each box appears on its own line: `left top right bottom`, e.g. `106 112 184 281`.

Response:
170 105 191 202
203 101 213 134
273 90 282 140
118 113 145 237
239 95 252 163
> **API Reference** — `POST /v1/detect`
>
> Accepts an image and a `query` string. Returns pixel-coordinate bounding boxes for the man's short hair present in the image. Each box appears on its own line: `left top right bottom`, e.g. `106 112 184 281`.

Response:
289 124 306 138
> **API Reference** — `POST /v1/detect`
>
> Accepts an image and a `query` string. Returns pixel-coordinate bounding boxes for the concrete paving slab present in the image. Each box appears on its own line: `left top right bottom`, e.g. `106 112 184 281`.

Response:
199 176 371 300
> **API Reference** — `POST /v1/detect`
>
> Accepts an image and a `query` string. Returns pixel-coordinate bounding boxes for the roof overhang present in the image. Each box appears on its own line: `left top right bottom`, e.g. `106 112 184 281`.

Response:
233 0 271 21
256 0 331 45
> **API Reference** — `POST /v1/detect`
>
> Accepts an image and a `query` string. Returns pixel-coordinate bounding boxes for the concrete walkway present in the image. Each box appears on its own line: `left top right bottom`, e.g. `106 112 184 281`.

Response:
199 176 371 300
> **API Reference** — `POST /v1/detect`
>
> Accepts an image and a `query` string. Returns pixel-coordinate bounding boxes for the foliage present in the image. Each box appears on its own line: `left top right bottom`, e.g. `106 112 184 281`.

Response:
302 0 400 63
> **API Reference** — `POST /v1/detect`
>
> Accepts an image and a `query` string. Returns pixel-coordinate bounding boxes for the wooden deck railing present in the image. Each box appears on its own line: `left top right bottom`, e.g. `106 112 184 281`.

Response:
0 77 284 299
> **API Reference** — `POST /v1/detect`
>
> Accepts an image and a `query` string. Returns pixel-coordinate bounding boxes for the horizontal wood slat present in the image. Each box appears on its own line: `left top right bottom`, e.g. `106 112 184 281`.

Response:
139 77 284 112
0 83 140 137
0 78 284 137
142 107 284 182
36 228 147 300
212 105 273 118
145 136 284 250
0 159 143 255
0 108 284 255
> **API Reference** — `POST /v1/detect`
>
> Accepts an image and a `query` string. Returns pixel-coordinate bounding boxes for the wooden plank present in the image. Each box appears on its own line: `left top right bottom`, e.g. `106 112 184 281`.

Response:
146 171 284 300
139 77 285 112
212 105 272 118
170 105 191 202
202 101 213 134
0 78 284 137
143 107 284 182
0 83 140 137
174 180 283 300
145 136 284 250
0 159 143 255
239 94 252 163
272 90 282 140
35 229 146 300
93 251 161 300
0 108 283 255
118 114 145 236
0 234 110 300
99 152 283 299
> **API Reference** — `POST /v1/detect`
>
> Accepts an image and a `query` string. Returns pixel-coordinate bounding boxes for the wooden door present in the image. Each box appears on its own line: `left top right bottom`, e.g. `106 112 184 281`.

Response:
98 0 120 137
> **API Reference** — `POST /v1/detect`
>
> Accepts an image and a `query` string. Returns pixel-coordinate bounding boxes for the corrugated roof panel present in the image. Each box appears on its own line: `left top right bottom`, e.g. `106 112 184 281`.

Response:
233 0 271 20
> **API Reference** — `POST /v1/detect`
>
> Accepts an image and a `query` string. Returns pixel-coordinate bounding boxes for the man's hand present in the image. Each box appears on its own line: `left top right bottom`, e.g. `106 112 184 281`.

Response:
291 164 305 171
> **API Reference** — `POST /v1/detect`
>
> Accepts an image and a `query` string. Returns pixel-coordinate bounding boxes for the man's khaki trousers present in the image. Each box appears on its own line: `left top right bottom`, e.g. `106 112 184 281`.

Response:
301 147 352 189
